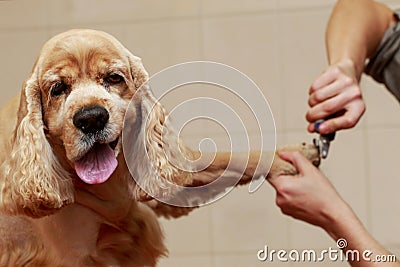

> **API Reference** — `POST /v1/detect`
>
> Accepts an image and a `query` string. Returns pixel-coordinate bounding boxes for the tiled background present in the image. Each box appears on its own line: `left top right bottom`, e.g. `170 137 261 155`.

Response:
1 0 400 266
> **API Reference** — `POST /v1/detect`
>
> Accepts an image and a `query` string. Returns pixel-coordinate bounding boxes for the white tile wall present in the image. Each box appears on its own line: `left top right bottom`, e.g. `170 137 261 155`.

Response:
210 185 291 253
279 8 331 131
367 128 400 247
124 19 202 75
0 30 48 105
201 0 276 16
277 0 336 10
363 75 400 128
159 207 213 254
202 14 283 130
215 252 292 267
0 0 49 29
158 253 213 267
1 0 399 266
47 0 200 26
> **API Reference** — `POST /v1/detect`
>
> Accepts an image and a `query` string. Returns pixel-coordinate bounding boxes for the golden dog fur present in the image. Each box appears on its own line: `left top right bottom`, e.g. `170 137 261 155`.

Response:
0 29 319 266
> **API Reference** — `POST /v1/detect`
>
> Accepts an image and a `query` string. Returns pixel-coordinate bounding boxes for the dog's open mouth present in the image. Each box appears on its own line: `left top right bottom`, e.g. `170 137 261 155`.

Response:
74 138 119 184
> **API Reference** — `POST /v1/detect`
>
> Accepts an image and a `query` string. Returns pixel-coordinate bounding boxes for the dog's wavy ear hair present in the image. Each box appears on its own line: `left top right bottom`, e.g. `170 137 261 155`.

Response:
125 54 193 201
0 70 74 218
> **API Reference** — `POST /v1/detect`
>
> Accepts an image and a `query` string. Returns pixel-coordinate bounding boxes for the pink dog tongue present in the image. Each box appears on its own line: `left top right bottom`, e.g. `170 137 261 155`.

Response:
75 144 117 184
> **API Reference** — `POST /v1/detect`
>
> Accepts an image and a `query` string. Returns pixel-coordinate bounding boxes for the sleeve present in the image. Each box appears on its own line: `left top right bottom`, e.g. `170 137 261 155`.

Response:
364 12 400 103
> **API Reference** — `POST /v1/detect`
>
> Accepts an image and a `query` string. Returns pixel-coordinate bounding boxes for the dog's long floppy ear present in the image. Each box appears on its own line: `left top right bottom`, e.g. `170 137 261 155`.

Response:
0 71 74 218
125 54 193 201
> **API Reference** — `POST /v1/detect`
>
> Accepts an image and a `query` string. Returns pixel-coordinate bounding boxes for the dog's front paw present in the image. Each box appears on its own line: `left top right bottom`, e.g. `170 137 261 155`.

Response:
268 143 320 178
279 142 320 167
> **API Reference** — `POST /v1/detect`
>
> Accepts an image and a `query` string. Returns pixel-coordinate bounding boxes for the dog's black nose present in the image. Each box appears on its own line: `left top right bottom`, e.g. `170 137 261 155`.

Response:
73 106 109 134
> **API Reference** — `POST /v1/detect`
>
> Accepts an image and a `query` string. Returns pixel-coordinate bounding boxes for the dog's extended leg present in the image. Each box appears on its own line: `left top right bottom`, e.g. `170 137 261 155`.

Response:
188 142 319 186
147 143 320 218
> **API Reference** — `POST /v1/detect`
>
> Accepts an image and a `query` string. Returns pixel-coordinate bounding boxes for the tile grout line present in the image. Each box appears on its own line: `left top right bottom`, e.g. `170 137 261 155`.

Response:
198 1 217 266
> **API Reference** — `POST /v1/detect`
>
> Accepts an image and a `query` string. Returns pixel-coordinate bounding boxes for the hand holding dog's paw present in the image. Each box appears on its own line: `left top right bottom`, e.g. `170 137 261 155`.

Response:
268 142 320 178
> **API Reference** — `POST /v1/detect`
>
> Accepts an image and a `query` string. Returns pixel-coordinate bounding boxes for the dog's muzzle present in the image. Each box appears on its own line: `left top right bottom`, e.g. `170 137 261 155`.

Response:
72 105 118 185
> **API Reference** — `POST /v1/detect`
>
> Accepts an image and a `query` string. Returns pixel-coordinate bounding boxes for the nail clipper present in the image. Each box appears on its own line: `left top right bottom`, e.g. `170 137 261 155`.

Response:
313 120 335 159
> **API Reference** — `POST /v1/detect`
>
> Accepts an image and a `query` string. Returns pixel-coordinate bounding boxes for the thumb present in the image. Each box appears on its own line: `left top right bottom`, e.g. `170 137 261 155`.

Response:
267 174 298 196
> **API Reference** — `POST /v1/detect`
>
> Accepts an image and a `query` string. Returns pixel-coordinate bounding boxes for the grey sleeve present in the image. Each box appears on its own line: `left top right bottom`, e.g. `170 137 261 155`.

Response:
364 13 400 103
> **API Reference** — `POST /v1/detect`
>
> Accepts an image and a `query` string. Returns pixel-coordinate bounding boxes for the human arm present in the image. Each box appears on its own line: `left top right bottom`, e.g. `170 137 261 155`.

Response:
268 151 399 266
326 0 393 76
306 0 396 134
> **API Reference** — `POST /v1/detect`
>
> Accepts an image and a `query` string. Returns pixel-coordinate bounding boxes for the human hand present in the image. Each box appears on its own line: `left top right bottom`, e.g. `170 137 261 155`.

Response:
268 151 349 230
306 59 366 134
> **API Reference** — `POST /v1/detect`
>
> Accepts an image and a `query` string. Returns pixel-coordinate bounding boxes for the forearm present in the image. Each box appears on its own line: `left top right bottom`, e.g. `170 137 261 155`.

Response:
325 203 399 266
326 0 394 80
270 152 399 266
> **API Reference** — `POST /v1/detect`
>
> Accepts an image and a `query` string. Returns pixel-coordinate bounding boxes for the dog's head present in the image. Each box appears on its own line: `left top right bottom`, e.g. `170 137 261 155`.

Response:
0 29 190 217
38 30 147 182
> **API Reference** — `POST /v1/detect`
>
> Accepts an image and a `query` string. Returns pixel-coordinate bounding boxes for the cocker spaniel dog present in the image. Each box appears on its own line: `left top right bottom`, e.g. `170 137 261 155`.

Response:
0 29 320 266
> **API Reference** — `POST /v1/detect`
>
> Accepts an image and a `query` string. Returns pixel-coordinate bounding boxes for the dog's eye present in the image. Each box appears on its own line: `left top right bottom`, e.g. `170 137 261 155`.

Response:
51 81 68 97
105 73 124 85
